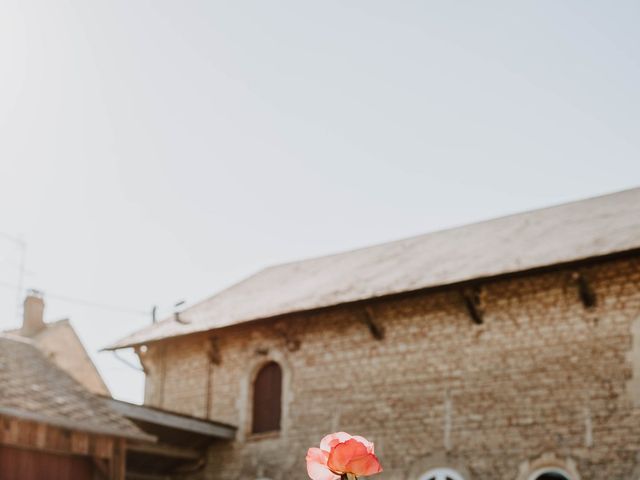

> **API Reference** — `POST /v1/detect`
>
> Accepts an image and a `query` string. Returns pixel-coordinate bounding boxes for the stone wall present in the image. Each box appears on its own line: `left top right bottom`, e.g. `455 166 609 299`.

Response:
141 256 640 480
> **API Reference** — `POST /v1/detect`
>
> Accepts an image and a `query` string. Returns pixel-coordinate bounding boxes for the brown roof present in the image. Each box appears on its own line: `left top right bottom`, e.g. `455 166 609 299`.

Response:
109 187 640 350
0 334 151 441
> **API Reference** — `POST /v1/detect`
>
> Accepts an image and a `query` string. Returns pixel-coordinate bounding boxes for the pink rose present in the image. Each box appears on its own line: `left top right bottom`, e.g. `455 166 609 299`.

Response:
306 432 382 480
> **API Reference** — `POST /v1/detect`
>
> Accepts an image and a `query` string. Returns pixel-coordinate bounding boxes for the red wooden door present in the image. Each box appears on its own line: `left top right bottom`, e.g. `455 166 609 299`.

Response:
251 361 282 433
0 446 93 480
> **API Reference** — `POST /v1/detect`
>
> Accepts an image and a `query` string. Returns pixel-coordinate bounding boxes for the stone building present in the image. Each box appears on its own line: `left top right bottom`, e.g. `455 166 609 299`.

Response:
109 188 640 480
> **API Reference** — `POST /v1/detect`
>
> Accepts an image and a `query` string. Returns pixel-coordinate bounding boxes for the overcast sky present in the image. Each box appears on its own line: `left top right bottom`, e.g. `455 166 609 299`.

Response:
1 1 639 403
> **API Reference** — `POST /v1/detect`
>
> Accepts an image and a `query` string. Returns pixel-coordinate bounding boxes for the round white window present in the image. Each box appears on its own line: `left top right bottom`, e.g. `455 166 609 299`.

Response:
420 468 465 480
528 469 572 480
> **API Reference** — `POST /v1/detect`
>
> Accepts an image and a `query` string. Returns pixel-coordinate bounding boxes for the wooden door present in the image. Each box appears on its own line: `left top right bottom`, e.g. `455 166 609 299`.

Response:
251 361 282 433
0 446 93 480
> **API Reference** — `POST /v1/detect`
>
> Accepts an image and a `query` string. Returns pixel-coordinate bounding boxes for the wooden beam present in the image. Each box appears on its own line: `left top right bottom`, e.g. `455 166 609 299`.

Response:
127 441 202 461
110 439 126 480
361 307 384 340
92 457 110 479
206 337 222 365
572 272 597 308
461 286 484 324
117 440 126 480
126 473 171 480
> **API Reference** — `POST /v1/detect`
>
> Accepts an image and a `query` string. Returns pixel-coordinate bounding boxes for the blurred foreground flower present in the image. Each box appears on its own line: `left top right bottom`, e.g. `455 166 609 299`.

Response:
306 432 382 480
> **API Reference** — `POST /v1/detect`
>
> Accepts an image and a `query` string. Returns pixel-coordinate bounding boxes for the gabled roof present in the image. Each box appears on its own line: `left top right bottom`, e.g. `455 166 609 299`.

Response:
0 334 151 441
6 319 110 396
108 187 640 350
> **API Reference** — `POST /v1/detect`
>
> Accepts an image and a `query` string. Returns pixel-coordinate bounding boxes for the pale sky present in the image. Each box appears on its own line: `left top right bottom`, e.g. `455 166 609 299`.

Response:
0 1 639 403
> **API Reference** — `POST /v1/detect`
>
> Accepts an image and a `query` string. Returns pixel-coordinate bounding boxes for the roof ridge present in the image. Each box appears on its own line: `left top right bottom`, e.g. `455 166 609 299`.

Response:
261 186 640 269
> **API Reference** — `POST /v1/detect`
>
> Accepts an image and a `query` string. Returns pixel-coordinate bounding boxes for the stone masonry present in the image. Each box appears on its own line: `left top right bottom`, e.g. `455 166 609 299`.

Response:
139 255 640 480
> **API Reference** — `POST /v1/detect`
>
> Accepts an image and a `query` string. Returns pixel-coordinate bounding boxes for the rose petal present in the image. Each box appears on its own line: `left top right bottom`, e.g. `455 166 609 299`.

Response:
344 452 383 476
320 432 353 452
306 448 340 480
351 435 375 454
327 438 369 473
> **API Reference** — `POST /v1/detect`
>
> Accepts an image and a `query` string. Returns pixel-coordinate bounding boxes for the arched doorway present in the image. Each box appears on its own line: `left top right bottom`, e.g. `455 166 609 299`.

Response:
528 469 572 480
251 361 282 434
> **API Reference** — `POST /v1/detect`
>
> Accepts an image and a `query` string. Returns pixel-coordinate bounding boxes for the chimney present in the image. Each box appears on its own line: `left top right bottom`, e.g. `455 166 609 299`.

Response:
21 290 45 337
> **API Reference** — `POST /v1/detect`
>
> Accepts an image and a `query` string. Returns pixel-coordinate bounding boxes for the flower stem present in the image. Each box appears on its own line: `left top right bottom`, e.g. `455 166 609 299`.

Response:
341 475 357 480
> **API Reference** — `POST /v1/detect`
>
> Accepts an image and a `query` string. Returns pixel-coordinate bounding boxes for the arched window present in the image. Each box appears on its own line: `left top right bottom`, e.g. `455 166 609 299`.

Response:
528 470 572 480
251 361 282 434
420 468 465 480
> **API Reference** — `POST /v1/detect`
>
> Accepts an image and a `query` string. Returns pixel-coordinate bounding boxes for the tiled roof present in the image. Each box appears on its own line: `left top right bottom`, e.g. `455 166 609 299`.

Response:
5 319 110 396
0 334 150 441
109 187 640 350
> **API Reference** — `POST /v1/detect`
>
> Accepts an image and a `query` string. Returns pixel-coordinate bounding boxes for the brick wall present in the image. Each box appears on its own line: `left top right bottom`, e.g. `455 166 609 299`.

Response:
142 256 640 480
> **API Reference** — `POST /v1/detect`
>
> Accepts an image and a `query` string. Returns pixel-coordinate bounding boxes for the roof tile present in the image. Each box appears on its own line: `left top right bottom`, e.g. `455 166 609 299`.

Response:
0 335 150 441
